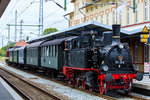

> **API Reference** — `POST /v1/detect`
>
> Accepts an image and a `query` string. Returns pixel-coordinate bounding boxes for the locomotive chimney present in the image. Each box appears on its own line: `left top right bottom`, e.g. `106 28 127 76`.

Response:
103 31 112 45
112 24 121 44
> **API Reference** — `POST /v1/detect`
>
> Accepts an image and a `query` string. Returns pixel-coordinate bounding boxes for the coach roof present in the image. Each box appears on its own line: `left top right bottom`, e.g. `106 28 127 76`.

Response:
14 46 27 51
27 41 45 48
40 37 75 47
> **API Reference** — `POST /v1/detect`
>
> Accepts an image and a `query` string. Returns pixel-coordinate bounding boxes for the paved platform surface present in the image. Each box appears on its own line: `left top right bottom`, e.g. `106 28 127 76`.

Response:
0 77 23 100
0 82 15 100
133 74 150 90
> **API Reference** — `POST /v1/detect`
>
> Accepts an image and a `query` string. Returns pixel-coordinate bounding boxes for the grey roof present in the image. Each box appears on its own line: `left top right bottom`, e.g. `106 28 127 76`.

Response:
40 37 74 47
27 41 45 48
9 46 21 51
65 36 78 41
9 47 16 51
28 21 129 43
14 46 27 51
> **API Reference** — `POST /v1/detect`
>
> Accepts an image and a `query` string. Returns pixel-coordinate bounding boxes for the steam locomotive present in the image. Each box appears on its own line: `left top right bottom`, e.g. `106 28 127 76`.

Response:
6 24 143 95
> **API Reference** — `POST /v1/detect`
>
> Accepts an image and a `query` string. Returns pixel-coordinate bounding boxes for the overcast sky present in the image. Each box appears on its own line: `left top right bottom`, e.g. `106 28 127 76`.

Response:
0 0 74 47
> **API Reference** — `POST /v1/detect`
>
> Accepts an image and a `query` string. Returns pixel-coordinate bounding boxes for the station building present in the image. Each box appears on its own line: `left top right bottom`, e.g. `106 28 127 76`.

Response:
66 0 150 72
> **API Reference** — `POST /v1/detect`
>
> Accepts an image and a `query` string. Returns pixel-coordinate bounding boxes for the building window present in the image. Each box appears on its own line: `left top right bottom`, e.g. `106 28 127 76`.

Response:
144 44 148 62
127 7 130 25
75 3 79 15
107 13 109 25
135 4 138 23
113 11 115 24
96 16 98 21
145 0 148 21
91 7 93 12
120 13 122 25
95 5 98 9
86 9 88 13
135 41 138 63
101 15 104 24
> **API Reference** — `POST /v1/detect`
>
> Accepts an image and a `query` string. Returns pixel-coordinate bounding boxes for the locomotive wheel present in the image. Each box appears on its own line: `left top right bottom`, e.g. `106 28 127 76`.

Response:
89 87 93 92
75 77 79 87
124 80 132 94
81 81 86 89
99 81 105 95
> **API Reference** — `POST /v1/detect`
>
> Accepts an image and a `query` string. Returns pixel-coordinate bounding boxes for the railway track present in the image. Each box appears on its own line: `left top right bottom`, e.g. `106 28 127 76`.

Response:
0 61 148 100
0 75 31 100
0 67 61 100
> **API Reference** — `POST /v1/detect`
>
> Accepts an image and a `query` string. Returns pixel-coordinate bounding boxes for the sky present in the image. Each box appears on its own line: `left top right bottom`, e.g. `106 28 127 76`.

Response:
0 0 74 47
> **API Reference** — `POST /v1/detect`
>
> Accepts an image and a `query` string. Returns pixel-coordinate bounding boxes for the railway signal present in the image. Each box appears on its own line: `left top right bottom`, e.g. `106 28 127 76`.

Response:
140 26 150 43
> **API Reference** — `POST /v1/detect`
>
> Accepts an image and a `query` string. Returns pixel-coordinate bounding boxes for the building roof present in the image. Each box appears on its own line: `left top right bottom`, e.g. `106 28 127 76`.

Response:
16 40 28 46
122 22 150 35
28 21 130 43
0 0 10 17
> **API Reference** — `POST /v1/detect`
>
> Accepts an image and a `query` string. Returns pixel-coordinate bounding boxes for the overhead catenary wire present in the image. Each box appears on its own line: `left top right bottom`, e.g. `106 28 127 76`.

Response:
44 19 66 28
17 0 36 18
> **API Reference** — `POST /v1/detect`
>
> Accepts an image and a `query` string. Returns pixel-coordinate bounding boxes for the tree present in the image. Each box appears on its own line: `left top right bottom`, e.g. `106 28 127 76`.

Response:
43 27 58 36
0 42 15 56
26 36 29 41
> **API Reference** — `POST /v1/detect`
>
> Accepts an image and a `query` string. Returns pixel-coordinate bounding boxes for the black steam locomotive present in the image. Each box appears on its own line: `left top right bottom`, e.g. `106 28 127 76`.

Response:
7 24 143 95
63 25 143 94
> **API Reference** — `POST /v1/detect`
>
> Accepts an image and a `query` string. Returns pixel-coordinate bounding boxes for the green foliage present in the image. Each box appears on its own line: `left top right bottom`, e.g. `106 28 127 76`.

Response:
43 27 58 36
26 36 29 41
0 42 15 56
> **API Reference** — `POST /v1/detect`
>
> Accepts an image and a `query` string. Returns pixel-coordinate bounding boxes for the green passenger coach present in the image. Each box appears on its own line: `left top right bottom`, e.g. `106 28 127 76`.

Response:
40 38 68 70
26 41 45 67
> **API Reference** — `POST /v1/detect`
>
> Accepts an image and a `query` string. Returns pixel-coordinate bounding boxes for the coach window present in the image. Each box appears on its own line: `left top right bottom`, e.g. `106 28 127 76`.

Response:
45 47 46 57
53 45 55 57
55 45 57 57
43 47 44 57
52 46 53 57
49 46 51 57
73 40 77 49
51 46 53 57
47 46 49 57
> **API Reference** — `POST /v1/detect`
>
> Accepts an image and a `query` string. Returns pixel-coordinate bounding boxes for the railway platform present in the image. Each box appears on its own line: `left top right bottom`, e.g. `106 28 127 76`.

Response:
133 74 150 96
0 77 23 100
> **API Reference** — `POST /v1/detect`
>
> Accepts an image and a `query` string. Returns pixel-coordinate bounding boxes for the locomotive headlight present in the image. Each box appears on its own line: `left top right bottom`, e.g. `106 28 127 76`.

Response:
102 65 109 71
119 44 124 49
134 65 139 71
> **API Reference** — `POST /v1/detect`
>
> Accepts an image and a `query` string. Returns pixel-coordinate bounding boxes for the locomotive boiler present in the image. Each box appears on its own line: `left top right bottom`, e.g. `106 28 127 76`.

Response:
63 24 143 94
